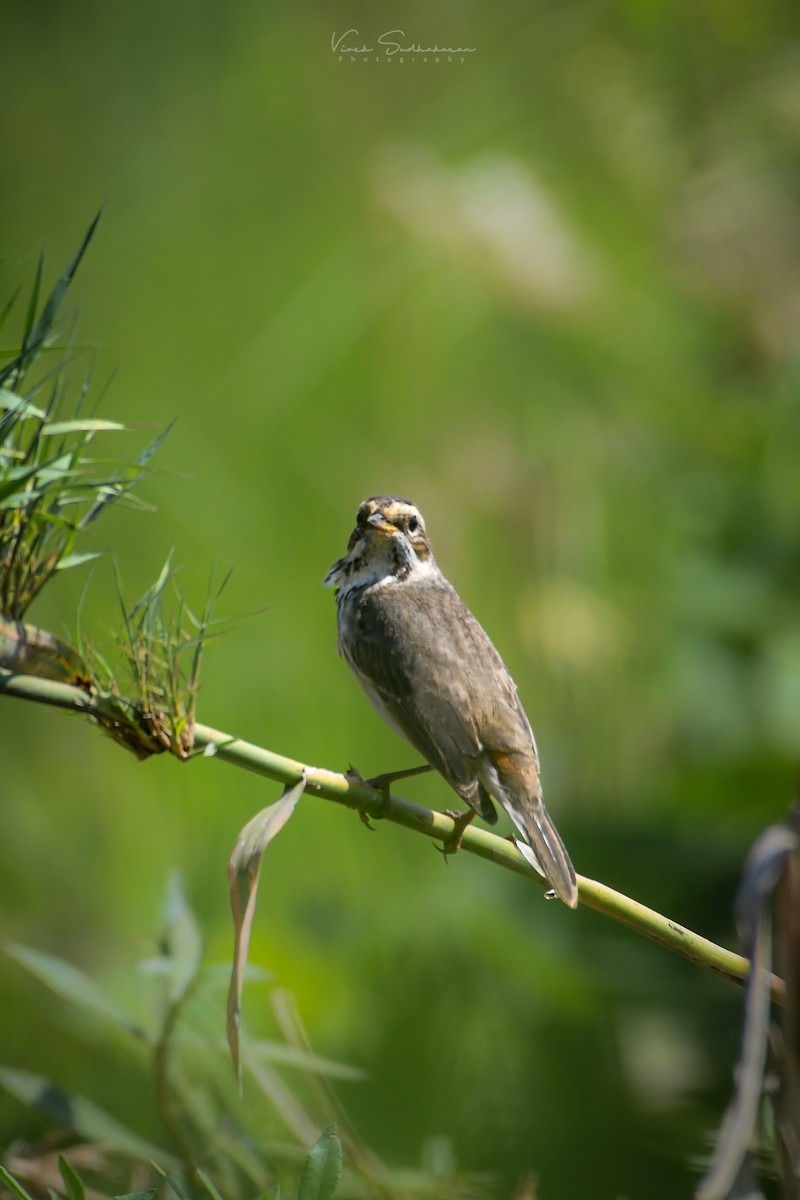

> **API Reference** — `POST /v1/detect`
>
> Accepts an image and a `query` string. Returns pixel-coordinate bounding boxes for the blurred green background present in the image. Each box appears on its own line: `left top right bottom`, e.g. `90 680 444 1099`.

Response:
3 0 800 1195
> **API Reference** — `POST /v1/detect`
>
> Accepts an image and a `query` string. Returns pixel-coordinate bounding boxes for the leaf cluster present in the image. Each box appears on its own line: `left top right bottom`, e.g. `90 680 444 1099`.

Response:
0 880 485 1200
0 211 165 621
0 218 227 761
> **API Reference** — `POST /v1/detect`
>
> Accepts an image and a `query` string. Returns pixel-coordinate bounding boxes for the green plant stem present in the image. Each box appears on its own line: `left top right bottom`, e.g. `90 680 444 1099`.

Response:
0 668 785 1006
152 981 204 1187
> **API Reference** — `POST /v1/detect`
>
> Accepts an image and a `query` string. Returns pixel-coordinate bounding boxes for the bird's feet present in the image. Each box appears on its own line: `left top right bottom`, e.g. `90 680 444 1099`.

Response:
347 763 433 828
436 808 476 860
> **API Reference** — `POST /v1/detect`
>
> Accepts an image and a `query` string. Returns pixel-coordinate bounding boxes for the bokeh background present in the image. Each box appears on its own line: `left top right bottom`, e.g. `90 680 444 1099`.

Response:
3 1 800 1196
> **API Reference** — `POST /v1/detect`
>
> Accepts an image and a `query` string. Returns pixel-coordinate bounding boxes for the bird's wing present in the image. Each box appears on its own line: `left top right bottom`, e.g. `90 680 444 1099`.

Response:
343 587 487 803
349 642 481 793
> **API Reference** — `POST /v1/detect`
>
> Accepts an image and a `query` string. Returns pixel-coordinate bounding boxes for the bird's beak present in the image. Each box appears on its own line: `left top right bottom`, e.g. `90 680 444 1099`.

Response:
367 514 395 535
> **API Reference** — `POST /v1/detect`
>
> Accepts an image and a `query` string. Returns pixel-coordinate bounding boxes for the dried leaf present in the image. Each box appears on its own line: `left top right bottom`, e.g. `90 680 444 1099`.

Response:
226 776 307 1083
697 821 798 1200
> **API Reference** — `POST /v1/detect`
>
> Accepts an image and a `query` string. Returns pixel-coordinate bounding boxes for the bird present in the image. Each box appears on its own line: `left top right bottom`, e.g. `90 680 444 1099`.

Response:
324 495 578 908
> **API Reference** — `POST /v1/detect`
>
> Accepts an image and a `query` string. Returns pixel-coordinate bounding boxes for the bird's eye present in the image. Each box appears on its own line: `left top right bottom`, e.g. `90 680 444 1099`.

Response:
407 515 419 533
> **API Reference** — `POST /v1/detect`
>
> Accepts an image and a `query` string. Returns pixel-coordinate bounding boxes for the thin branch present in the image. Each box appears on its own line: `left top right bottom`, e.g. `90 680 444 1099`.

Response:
153 984 202 1187
0 667 785 1007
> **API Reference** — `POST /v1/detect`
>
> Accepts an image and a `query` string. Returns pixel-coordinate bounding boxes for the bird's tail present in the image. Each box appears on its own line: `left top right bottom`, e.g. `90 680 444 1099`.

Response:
480 753 579 908
513 802 578 908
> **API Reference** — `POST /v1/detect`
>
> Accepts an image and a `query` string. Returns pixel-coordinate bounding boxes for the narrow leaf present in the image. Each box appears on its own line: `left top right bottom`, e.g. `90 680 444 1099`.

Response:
0 1165 37 1200
40 419 130 435
0 461 48 503
297 1125 343 1200
20 210 103 373
0 283 22 338
0 1065 177 1167
0 446 84 503
246 1038 367 1082
195 1169 224 1200
149 1164 190 1200
114 1192 157 1200
136 417 176 469
21 251 45 355
246 1058 320 1146
226 776 307 1082
56 551 103 571
0 389 46 420
78 418 175 530
5 943 145 1038
58 1156 87 1200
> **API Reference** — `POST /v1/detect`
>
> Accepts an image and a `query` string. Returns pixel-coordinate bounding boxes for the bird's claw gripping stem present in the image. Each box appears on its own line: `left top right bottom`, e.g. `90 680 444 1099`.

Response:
436 808 477 860
348 763 433 828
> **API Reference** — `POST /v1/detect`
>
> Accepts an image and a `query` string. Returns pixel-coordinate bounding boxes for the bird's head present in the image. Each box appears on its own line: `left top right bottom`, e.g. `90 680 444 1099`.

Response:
324 495 434 590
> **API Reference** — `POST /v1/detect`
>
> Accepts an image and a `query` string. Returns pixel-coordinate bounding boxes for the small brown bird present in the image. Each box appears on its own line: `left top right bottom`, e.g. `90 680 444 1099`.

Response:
325 495 578 908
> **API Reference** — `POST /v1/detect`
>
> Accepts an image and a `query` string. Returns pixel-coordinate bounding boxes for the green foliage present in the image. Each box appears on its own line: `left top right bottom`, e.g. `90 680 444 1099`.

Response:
296 1126 343 1200
0 223 236 763
4 3 800 1197
0 1139 343 1200
0 213 159 620
104 555 233 759
0 881 481 1200
58 1153 94 1200
0 1164 37 1200
0 1064 175 1165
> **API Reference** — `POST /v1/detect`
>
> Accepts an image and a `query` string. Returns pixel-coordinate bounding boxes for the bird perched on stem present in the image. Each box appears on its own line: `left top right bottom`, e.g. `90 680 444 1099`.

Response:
325 495 578 909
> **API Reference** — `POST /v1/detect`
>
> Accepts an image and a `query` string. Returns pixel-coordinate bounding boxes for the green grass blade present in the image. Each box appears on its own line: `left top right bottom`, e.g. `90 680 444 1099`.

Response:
149 1164 191 1200
0 389 46 420
18 209 103 378
195 1169 225 1200
58 1156 88 1200
78 418 174 529
0 1165 37 1200
14 251 45 382
0 284 21 337
56 551 103 572
40 419 130 435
